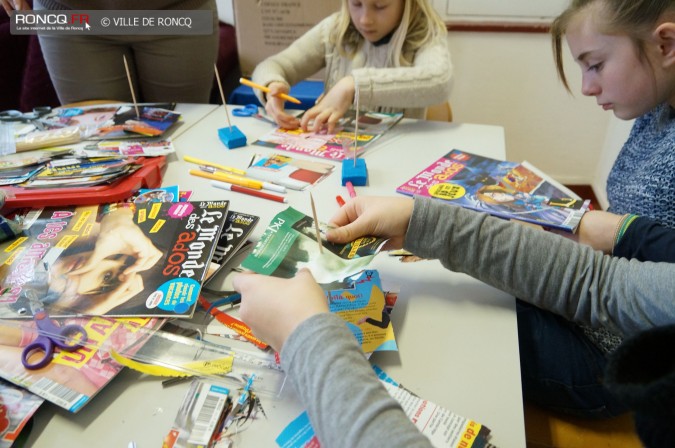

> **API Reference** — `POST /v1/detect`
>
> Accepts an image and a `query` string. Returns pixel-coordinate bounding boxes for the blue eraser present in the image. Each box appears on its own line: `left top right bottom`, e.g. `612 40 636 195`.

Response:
341 158 367 186
218 126 247 149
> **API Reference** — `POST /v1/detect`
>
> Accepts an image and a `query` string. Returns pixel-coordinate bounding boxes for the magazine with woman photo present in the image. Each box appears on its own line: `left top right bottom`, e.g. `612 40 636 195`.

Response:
0 200 229 318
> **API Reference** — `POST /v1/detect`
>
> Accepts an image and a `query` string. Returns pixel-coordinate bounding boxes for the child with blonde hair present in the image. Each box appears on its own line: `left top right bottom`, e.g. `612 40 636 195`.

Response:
252 0 451 132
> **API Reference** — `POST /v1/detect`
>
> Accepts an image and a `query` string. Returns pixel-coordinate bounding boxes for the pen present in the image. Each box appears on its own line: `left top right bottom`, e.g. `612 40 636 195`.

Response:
198 166 287 193
211 180 287 203
346 181 357 198
336 195 346 207
239 77 302 105
189 169 264 190
183 155 246 175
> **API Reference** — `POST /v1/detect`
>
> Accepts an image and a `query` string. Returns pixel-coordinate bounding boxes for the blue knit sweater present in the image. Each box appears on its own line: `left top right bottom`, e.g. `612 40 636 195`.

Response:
607 103 675 227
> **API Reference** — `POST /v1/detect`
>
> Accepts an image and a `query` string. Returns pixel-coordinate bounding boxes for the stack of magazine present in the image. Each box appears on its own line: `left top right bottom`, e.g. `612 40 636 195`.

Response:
13 103 180 153
0 199 260 421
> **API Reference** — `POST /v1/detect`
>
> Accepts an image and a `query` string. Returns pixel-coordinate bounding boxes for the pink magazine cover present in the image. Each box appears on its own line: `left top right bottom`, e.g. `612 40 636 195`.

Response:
0 379 43 447
0 317 162 413
253 111 403 160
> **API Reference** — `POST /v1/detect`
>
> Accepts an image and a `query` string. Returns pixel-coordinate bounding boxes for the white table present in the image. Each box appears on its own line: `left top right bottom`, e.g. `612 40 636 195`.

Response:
25 105 526 448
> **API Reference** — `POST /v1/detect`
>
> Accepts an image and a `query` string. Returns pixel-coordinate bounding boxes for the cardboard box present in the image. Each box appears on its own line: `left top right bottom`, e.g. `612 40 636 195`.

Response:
233 0 340 78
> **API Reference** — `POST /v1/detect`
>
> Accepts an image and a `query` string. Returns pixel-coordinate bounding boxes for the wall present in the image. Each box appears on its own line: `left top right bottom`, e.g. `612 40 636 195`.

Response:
446 31 612 185
435 0 567 23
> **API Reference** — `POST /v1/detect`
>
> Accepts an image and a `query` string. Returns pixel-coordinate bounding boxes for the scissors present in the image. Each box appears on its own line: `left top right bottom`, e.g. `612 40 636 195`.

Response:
21 292 88 370
232 103 259 117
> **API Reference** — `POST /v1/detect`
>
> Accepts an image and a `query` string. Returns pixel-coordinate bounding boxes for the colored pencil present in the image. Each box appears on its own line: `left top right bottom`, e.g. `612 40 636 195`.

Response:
189 169 263 190
211 180 287 203
239 77 302 105
183 155 246 175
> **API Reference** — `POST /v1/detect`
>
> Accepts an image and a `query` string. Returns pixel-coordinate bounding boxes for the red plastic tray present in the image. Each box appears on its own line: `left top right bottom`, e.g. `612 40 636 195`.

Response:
2 156 166 209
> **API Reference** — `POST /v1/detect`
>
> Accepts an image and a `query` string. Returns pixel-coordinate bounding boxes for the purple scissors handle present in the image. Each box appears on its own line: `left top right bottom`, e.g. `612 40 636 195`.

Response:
21 310 88 370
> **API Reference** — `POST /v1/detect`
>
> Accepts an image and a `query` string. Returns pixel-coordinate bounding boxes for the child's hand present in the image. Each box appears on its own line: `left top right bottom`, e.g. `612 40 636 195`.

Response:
264 82 301 129
233 269 328 352
301 76 355 134
326 196 414 250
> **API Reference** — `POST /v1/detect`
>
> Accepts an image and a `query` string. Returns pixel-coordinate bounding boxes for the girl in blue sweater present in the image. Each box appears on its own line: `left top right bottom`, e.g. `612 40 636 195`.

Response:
517 0 675 421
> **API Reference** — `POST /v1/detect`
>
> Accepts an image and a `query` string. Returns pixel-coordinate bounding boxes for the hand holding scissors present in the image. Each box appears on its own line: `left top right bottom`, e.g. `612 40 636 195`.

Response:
21 293 88 370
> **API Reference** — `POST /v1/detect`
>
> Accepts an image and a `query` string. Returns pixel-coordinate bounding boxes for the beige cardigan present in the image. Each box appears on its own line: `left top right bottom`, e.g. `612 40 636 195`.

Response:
252 13 453 119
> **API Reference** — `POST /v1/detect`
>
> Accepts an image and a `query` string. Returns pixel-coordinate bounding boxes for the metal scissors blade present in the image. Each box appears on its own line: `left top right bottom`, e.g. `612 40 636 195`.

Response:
21 294 88 370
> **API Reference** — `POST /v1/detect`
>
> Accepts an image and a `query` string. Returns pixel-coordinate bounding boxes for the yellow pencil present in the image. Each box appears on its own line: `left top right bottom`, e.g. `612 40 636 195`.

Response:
239 78 302 105
183 155 246 175
189 169 263 190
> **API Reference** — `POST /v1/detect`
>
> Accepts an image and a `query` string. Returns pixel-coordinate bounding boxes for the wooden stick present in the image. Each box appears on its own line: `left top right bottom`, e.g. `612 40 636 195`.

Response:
213 64 233 130
309 192 323 254
122 55 140 118
353 83 360 168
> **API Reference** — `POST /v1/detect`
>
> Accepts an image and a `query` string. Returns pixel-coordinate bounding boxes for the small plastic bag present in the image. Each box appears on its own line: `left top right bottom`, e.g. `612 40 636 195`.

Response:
0 122 17 156
15 125 81 152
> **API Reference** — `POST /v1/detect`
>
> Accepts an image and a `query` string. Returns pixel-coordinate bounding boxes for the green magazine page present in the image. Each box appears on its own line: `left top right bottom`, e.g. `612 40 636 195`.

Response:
242 207 387 284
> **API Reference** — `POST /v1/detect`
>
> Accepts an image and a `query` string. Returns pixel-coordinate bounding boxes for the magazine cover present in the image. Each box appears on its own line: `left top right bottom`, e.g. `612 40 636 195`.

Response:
0 200 229 318
252 110 403 160
396 149 590 232
204 210 259 288
0 379 43 447
43 104 180 140
241 207 388 284
247 153 334 190
0 316 162 413
324 270 398 354
276 366 492 448
0 316 163 412
93 106 181 140
79 139 175 157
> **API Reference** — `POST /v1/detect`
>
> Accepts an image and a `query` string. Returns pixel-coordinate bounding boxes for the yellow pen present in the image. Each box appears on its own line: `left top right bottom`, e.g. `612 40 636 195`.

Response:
183 155 246 175
239 77 302 105
189 169 263 190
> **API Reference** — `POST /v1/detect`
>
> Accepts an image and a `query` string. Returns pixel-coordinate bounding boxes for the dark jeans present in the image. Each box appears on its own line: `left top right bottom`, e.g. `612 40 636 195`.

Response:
517 300 628 419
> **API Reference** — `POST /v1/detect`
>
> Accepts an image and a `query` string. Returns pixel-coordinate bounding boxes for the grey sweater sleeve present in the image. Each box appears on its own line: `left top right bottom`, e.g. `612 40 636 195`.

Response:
405 197 675 337
281 313 432 448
